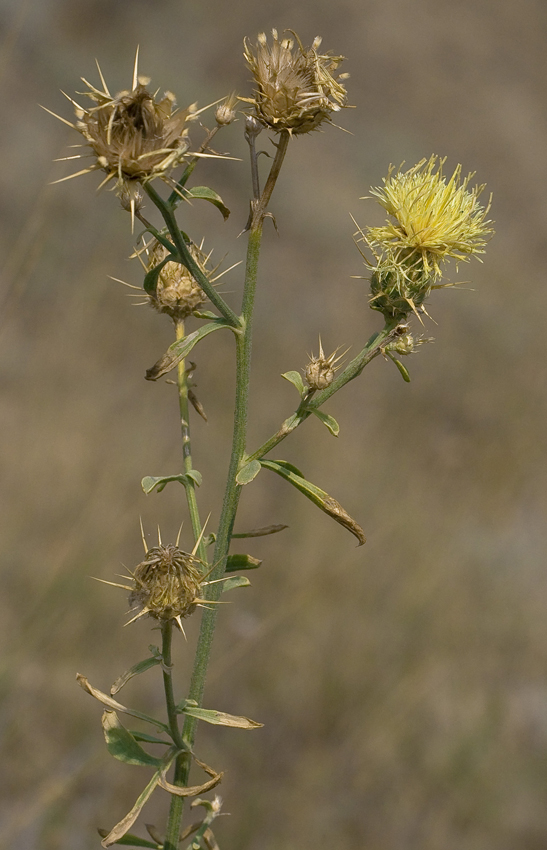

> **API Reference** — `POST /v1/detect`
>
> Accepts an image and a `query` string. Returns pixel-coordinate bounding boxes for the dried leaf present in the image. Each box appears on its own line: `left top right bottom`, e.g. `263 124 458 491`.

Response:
260 460 366 545
179 703 263 729
232 524 288 538
76 674 171 734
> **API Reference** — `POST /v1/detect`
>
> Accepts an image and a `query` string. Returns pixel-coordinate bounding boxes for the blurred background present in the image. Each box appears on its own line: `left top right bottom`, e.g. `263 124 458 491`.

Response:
1 0 546 847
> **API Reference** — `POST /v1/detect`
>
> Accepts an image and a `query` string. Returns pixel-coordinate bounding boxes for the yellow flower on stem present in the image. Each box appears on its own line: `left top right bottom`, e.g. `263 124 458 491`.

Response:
366 156 493 277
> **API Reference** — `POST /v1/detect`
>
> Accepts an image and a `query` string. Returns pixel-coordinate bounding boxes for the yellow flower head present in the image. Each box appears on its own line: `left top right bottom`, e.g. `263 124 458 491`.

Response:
366 156 493 277
241 29 348 134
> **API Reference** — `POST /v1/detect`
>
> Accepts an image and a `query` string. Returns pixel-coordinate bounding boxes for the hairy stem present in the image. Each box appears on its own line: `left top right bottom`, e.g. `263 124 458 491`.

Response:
175 320 206 559
179 131 291 756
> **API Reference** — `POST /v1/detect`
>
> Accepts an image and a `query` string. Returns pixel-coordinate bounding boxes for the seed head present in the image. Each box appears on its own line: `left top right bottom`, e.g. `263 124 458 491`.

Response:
129 544 204 623
242 29 348 134
146 240 209 320
49 53 197 195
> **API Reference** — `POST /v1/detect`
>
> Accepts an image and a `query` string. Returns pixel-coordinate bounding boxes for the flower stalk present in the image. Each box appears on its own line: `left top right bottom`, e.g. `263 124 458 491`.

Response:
49 39 492 849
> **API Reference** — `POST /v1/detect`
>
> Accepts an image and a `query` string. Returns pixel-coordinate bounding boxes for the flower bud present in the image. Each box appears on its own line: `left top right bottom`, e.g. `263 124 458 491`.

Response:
129 544 203 622
304 340 345 390
215 92 238 126
147 240 208 320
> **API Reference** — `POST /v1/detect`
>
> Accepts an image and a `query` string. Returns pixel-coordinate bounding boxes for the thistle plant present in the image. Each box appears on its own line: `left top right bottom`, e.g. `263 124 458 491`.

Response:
48 31 492 850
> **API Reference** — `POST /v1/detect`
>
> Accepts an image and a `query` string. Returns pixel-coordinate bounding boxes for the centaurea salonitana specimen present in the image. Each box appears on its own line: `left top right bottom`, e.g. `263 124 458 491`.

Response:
48 31 493 850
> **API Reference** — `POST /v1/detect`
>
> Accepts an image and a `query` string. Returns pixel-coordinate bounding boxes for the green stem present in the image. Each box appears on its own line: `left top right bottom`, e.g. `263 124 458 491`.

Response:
142 182 241 328
161 131 290 847
161 621 191 850
247 319 401 461
175 320 206 560
180 130 291 748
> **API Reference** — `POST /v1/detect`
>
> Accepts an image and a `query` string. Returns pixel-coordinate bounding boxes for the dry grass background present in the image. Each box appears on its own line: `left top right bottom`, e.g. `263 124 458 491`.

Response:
1 0 547 847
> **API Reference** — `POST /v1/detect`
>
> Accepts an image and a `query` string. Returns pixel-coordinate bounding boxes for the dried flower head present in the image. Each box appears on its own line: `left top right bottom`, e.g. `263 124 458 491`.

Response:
47 52 198 198
128 543 205 625
304 339 346 390
241 29 348 134
145 240 209 320
355 157 493 321
366 156 493 277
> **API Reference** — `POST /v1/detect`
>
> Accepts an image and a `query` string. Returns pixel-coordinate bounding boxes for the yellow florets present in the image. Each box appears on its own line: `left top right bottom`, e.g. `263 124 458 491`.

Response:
366 156 493 277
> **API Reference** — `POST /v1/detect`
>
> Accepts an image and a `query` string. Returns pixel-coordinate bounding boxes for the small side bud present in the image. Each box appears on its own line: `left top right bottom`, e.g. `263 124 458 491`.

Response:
146 241 208 320
304 339 346 390
215 93 238 126
244 114 263 143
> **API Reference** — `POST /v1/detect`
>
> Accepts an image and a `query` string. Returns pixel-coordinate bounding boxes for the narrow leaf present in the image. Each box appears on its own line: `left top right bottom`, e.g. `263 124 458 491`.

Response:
143 256 172 296
145 320 232 381
225 554 262 571
101 752 176 847
260 460 366 546
102 711 163 767
388 353 411 382
179 705 263 729
236 458 261 485
193 309 219 320
158 769 223 797
311 409 340 437
263 458 304 478
221 576 251 593
185 186 230 220
111 657 161 696
77 674 171 734
97 829 160 848
130 731 169 745
281 370 306 397
232 524 288 538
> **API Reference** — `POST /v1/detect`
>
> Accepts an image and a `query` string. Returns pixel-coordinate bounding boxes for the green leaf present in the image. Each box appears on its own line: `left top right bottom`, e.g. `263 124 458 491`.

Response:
281 370 306 397
185 185 230 220
102 711 163 767
110 657 161 696
225 553 262 571
387 352 411 382
236 458 261 485
263 458 305 478
129 731 170 745
145 320 233 381
311 409 340 437
260 459 366 546
141 471 202 495
193 309 219 320
142 255 172 296
184 469 203 486
232 524 288 538
97 830 161 848
178 703 263 729
221 576 251 592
